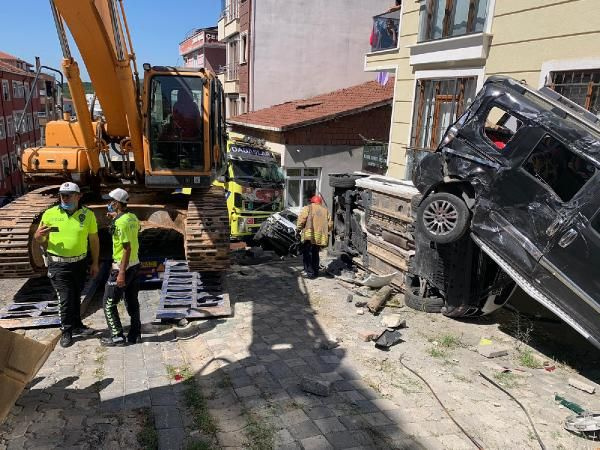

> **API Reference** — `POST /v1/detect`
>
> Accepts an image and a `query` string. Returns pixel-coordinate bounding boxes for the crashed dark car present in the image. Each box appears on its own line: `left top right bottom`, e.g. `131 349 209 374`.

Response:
412 75 600 349
253 208 301 256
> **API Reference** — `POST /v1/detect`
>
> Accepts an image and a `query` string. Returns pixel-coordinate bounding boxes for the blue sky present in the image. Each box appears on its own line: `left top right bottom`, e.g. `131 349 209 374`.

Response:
0 0 222 81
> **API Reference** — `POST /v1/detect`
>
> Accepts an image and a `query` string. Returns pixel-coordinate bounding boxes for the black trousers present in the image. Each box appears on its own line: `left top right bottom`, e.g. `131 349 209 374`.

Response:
102 265 141 338
48 260 87 333
302 241 320 277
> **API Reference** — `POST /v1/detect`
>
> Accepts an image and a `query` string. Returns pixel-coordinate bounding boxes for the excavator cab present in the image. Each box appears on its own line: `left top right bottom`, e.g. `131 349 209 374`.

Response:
143 67 226 189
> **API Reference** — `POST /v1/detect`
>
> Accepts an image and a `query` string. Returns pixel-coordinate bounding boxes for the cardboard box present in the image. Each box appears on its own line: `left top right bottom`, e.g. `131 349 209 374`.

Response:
0 328 58 423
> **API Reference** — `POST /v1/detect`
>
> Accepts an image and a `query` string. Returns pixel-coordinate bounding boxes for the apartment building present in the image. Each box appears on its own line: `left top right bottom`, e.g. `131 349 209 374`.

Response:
365 0 600 179
179 27 225 73
0 51 44 197
218 0 393 117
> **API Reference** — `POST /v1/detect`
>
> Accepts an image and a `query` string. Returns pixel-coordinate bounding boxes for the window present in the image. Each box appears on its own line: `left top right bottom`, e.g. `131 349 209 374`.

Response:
524 134 596 202
549 70 600 117
285 168 320 207
0 118 5 140
418 0 488 42
10 152 17 172
23 81 29 99
1 155 9 180
411 77 477 151
32 81 38 98
148 75 205 171
1 80 9 101
12 81 19 98
228 96 239 117
484 106 523 150
240 33 248 64
239 95 247 114
6 117 14 138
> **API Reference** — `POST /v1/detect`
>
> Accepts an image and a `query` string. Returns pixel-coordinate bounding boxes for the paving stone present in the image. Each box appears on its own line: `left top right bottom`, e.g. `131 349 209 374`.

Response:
301 375 331 396
157 427 185 450
152 405 182 430
288 420 322 440
280 409 310 426
234 385 259 398
300 434 334 450
150 388 177 406
274 428 296 446
314 417 347 434
361 412 393 427
304 406 336 420
324 430 375 449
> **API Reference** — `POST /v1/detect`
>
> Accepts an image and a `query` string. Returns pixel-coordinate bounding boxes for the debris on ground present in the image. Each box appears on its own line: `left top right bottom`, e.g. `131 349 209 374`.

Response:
301 375 331 396
477 338 509 358
555 394 585 414
367 285 393 314
568 377 596 394
346 294 353 303
358 330 380 342
361 272 398 288
564 413 600 441
374 329 403 349
386 293 405 308
356 307 364 315
380 314 406 329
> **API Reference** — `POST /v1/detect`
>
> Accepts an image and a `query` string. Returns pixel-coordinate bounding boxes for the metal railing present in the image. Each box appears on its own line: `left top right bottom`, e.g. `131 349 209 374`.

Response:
221 0 240 23
370 10 400 52
223 63 239 82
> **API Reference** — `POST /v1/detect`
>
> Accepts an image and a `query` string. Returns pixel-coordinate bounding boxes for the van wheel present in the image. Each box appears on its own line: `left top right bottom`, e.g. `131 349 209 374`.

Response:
417 192 469 244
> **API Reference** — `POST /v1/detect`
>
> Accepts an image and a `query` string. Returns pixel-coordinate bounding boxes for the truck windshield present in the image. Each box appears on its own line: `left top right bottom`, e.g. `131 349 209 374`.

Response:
232 160 284 183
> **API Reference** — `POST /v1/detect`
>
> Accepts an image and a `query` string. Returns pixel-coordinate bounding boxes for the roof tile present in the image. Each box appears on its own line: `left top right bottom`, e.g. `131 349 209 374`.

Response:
228 79 394 131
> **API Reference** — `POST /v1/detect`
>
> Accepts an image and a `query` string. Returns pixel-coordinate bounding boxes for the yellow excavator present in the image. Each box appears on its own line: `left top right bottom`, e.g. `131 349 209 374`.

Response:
0 0 230 278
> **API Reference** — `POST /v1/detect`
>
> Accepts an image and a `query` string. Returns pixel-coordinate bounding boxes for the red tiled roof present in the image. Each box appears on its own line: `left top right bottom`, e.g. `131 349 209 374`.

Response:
0 60 33 77
0 51 18 61
228 79 394 131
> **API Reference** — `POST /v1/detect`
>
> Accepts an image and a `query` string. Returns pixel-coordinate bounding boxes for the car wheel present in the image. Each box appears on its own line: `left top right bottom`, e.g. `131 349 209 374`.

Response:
405 286 445 313
417 192 469 244
329 174 363 189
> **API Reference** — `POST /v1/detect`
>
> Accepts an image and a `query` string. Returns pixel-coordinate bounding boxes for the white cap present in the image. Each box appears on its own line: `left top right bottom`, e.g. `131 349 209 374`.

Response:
58 182 80 194
103 188 129 204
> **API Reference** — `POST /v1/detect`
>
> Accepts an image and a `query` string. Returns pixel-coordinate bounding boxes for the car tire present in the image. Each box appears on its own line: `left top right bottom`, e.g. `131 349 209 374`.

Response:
405 286 445 313
416 192 469 244
329 174 363 189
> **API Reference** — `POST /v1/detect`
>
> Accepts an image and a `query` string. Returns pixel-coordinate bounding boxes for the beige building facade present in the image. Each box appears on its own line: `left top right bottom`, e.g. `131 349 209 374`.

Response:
366 0 600 179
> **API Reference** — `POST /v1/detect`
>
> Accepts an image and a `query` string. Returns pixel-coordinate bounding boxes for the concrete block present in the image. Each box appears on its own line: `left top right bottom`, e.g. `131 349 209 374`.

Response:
380 314 406 329
568 377 596 394
301 375 331 397
477 345 509 358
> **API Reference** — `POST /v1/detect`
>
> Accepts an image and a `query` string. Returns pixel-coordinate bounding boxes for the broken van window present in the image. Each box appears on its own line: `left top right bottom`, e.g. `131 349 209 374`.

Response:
484 106 523 150
523 134 596 202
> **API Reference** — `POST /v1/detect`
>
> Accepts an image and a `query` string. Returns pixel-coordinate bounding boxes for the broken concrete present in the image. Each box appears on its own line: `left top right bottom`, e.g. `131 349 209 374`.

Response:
358 331 379 342
301 375 331 397
380 314 406 329
367 286 393 314
568 377 596 394
478 345 509 359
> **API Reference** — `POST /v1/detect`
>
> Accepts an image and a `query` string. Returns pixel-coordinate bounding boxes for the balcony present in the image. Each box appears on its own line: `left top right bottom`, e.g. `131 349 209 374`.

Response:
370 10 400 52
218 0 240 41
221 63 239 95
364 8 402 72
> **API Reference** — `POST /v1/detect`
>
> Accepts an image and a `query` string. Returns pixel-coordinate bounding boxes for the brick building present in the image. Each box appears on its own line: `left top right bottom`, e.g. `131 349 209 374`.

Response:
229 79 394 209
0 51 44 198
179 27 225 74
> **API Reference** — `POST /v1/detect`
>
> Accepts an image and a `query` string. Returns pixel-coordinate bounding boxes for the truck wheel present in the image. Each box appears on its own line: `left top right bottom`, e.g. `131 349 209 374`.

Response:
329 174 363 189
416 192 469 244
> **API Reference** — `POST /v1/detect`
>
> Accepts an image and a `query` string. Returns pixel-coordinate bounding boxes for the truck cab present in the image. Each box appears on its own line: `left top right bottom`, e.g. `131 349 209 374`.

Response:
216 137 284 240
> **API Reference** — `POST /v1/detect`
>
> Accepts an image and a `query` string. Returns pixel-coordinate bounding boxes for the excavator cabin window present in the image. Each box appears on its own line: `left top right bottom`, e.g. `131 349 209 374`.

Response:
149 75 204 171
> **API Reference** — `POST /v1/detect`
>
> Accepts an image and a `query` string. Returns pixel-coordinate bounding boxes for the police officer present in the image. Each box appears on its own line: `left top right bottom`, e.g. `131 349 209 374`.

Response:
34 182 99 348
100 188 141 347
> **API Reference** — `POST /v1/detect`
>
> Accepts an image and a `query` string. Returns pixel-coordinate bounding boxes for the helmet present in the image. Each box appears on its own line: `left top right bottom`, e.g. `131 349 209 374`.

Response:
102 188 129 204
58 182 80 194
310 195 322 204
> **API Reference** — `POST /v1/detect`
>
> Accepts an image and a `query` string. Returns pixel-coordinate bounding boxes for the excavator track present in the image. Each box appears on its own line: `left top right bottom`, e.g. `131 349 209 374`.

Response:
0 186 58 279
185 186 230 272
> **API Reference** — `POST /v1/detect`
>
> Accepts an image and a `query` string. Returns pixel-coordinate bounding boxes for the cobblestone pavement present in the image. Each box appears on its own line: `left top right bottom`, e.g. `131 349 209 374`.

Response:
1 256 599 449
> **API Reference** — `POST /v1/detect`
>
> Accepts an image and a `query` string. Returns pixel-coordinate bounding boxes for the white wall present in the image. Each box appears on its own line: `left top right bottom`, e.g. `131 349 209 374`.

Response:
251 0 391 111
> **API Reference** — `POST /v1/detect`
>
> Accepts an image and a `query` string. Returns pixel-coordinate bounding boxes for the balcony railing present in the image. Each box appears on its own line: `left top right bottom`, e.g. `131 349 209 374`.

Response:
370 10 400 52
221 0 240 23
223 63 239 82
